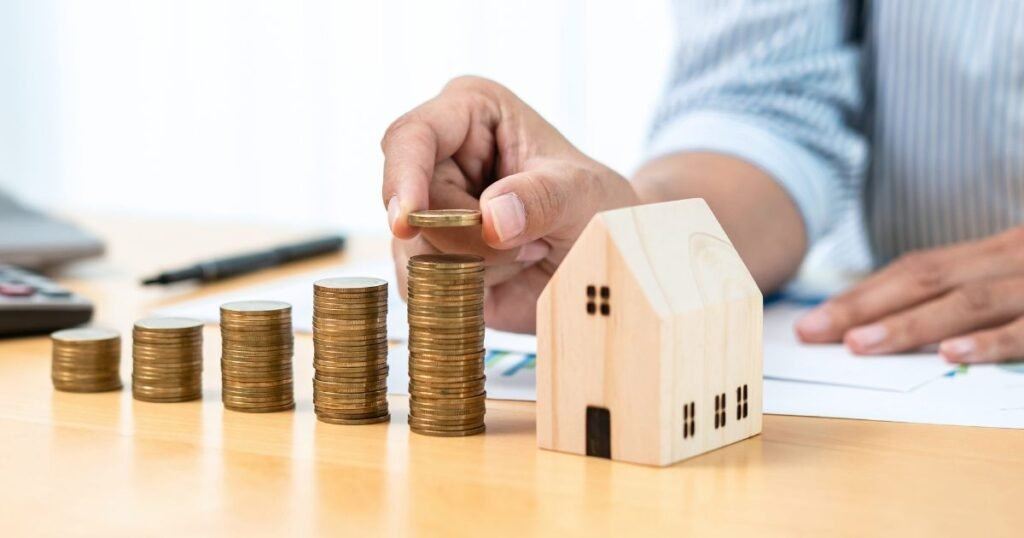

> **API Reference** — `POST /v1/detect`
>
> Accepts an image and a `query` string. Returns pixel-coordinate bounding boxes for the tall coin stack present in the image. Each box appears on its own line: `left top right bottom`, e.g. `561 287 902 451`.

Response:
312 277 390 425
406 253 487 437
51 327 122 393
132 317 204 402
219 300 295 413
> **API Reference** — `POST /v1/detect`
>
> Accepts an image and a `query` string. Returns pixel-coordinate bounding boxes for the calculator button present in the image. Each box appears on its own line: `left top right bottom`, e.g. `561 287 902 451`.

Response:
0 283 35 297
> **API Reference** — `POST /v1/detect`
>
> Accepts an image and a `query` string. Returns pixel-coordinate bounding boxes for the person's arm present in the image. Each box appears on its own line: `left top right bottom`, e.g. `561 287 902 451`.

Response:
633 152 805 293
637 0 867 292
380 1 865 333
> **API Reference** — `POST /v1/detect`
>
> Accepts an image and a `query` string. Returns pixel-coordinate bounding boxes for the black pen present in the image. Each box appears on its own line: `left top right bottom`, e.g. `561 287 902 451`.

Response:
141 235 346 285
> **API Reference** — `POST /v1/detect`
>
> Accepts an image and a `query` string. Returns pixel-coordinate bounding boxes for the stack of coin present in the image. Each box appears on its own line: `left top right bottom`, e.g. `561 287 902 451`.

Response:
406 253 486 436
219 300 295 413
312 277 390 425
51 327 122 393
131 317 204 402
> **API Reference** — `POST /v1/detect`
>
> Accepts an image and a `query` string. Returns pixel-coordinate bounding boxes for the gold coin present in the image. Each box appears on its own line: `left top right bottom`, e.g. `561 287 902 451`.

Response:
133 393 202 403
407 209 482 228
409 414 486 427
51 327 120 343
408 334 485 347
408 416 486 428
407 281 483 291
314 399 387 410
407 265 483 274
409 360 481 373
132 329 202 338
312 295 388 305
132 330 203 340
312 299 388 310
313 352 388 362
313 324 387 334
132 370 201 381
315 380 388 389
406 298 481 308
314 372 388 383
314 276 387 290
313 315 387 326
408 362 483 373
408 388 485 400
222 392 294 404
52 379 122 393
134 316 204 331
408 253 483 268
409 426 485 437
316 414 390 425
316 407 387 415
408 409 485 420
314 388 387 400
409 343 484 353
224 402 296 413
220 299 291 313
313 361 388 372
314 365 388 376
313 348 390 359
406 272 483 283
409 389 485 401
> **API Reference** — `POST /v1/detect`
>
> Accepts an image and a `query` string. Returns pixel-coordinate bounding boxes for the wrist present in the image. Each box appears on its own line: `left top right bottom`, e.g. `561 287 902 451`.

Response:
590 163 642 212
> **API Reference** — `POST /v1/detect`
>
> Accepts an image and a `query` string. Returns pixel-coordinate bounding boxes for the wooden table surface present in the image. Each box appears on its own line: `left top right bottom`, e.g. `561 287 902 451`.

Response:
1 216 1021 537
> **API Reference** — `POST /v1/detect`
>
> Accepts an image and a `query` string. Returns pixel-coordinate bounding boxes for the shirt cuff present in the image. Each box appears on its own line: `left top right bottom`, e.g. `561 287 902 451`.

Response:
646 110 838 243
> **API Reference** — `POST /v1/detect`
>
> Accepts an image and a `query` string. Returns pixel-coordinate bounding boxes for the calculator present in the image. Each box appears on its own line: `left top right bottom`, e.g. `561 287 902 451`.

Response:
0 264 93 337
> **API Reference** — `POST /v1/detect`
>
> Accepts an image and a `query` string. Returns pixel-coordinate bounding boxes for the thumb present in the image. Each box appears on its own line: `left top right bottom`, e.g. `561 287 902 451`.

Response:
479 165 596 250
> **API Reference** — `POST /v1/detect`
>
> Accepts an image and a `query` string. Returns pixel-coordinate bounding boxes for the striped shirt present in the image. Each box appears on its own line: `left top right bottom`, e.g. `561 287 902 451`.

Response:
647 0 1024 268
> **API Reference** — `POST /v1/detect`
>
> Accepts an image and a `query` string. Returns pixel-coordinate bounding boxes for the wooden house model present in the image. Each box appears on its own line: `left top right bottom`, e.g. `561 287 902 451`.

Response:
536 198 763 466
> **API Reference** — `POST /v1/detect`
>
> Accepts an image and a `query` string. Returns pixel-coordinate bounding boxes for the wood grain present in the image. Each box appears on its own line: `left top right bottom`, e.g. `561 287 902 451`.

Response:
0 215 1021 536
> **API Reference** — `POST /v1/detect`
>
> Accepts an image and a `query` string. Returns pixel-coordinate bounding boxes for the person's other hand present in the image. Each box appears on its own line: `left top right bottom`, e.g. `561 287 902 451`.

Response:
381 77 639 333
795 227 1024 363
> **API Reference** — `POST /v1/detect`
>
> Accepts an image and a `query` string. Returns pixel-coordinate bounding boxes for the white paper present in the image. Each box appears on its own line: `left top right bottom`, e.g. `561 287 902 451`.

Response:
763 305 953 391
764 365 1024 428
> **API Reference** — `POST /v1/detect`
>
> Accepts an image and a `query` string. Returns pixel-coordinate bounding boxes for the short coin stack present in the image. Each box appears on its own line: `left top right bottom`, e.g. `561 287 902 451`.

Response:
312 277 390 425
51 327 122 393
132 317 204 402
406 253 487 436
220 300 295 413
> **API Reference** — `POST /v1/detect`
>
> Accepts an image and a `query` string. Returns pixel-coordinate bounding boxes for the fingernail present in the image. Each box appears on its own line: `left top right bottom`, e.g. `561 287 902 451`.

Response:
387 196 401 232
516 240 550 263
489 193 526 243
796 309 832 336
846 324 888 351
940 338 976 362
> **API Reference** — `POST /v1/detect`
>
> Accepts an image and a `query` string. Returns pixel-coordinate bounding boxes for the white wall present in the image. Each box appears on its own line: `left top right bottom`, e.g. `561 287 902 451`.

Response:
0 0 673 232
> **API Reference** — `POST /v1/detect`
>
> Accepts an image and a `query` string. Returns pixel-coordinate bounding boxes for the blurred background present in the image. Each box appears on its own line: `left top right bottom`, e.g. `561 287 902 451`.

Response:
0 0 672 233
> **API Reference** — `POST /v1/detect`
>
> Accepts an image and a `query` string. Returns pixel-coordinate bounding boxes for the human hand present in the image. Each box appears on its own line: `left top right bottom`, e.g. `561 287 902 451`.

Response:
795 227 1024 363
380 77 639 333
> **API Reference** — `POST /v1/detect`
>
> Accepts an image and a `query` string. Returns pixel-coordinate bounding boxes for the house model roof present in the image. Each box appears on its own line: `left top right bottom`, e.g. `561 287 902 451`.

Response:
591 198 761 318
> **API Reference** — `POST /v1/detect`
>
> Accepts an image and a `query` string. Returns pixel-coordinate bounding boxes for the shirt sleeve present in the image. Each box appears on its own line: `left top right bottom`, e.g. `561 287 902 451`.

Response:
647 0 867 243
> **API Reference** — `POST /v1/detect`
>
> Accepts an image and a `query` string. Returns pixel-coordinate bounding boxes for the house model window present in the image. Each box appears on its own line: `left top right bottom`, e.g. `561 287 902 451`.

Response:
586 285 610 316
736 384 749 420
